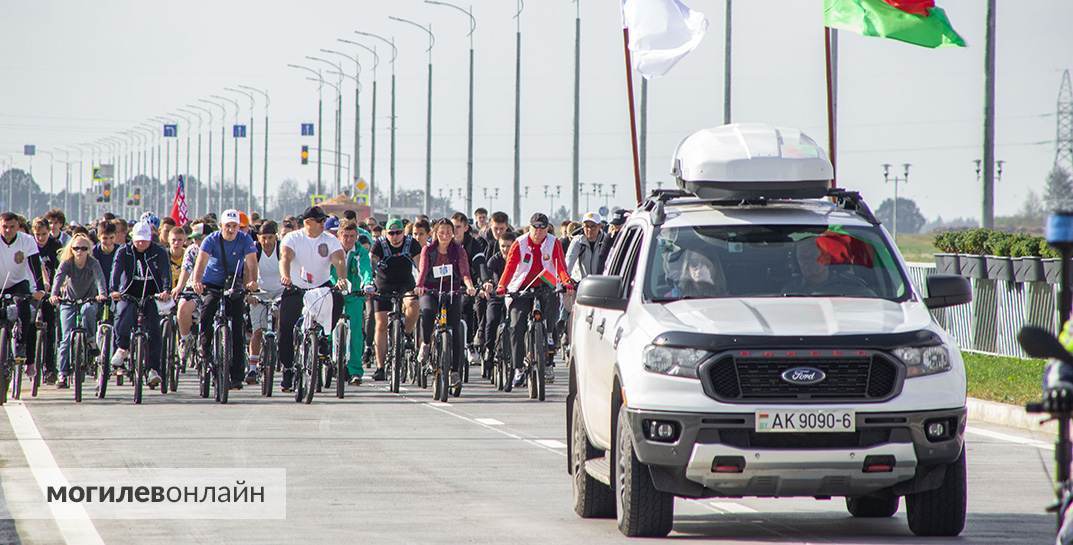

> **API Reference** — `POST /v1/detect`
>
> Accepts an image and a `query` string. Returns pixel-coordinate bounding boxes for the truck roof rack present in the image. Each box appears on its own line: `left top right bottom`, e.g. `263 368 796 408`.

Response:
641 187 879 227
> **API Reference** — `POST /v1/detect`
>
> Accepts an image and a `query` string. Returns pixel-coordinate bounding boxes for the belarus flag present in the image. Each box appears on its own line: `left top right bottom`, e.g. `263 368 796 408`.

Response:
824 0 966 49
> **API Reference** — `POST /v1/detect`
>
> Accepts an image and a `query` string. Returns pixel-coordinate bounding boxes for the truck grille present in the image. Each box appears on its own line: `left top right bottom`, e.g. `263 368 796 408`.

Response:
704 350 902 403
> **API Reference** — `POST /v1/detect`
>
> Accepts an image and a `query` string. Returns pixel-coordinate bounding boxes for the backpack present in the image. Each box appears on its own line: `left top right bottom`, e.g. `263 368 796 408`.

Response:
376 236 416 271
256 240 281 261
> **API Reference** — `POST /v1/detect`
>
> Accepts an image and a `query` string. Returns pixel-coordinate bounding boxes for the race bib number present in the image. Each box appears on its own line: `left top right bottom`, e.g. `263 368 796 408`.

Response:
433 265 453 279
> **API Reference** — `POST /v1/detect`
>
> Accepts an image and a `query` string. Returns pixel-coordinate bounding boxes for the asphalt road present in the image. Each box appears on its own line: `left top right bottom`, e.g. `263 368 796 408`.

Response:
0 364 1059 545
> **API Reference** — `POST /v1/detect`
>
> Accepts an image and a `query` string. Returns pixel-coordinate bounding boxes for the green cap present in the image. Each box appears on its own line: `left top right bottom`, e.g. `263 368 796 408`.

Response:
386 218 405 231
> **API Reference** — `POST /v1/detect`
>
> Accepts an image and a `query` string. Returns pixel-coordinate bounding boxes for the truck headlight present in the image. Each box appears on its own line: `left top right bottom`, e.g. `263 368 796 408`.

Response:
643 345 709 379
892 345 951 378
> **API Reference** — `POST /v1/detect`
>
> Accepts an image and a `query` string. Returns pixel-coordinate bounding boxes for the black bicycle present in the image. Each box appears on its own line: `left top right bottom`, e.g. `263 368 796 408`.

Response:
249 293 280 397
377 290 414 394
159 301 178 393
423 289 463 402
57 297 102 403
204 287 248 404
95 301 114 399
289 285 342 405
504 285 562 401
0 292 35 405
319 306 349 399
119 292 168 405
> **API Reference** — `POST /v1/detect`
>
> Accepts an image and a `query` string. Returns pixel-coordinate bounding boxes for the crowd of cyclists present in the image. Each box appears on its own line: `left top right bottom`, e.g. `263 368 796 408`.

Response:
0 203 632 403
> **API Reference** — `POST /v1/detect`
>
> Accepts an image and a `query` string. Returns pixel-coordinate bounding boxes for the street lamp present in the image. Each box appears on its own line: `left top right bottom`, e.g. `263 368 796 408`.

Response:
187 103 216 216
238 85 270 215
210 94 241 209
882 163 911 241
151 115 174 212
354 30 398 210
225 87 257 213
389 15 436 216
307 55 345 196
288 63 326 198
322 47 363 195
199 98 229 214
426 0 477 215
178 107 204 217
570 0 582 219
512 0 525 223
338 38 380 206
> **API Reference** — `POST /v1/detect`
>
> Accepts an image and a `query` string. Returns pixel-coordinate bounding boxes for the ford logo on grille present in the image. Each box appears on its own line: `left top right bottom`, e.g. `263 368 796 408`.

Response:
781 367 826 385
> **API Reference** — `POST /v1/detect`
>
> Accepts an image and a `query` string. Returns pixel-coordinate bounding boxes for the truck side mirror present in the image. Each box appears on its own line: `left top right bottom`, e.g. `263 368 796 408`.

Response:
924 275 972 309
576 275 628 311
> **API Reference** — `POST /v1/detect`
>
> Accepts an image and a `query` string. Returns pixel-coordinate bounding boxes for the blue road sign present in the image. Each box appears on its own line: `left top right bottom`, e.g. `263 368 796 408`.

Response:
23 145 35 156
598 206 609 217
163 124 178 137
301 123 315 136
234 125 247 138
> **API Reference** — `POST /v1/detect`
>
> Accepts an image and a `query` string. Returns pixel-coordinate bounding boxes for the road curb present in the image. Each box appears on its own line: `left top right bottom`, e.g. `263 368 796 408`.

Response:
967 397 1055 434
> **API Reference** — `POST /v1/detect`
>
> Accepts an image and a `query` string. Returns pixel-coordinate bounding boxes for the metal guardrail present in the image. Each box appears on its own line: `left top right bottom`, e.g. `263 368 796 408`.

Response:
906 262 1059 359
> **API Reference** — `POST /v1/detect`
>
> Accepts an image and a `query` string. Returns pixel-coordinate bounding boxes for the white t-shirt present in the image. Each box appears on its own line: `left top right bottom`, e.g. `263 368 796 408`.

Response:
0 232 40 290
257 243 283 293
281 230 343 290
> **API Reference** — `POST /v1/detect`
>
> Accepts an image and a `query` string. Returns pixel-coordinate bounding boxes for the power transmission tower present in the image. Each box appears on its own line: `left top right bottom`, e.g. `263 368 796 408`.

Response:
1058 69 1073 174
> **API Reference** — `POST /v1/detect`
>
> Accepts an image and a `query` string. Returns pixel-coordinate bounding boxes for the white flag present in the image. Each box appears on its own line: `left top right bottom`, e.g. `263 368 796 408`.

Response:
622 0 708 79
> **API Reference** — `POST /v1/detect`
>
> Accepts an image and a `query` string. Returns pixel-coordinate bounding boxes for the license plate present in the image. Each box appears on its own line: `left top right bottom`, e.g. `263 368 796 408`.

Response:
755 409 855 433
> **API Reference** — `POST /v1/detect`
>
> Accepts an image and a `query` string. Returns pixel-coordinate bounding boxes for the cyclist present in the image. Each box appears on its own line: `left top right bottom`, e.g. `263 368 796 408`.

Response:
32 217 62 384
277 206 348 393
497 213 573 387
414 219 478 387
109 221 172 387
482 211 511 259
481 230 516 364
331 219 374 385
472 207 489 236
248 220 283 385
191 210 259 390
451 212 487 364
50 233 107 389
370 218 421 381
45 209 71 246
0 212 47 372
173 221 215 363
167 226 188 289
92 221 120 282
411 219 431 249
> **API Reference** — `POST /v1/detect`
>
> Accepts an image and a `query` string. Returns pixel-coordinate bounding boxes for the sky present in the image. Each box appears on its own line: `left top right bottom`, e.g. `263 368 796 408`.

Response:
0 0 1071 223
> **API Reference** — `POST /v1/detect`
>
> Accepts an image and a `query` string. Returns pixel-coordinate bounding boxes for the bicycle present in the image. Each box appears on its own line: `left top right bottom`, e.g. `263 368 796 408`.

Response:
95 301 114 399
249 294 280 397
502 285 563 402
159 300 178 394
204 286 248 404
56 297 102 403
317 305 349 399
0 292 35 405
375 290 414 394
119 292 168 405
289 285 342 405
29 302 47 398
422 289 463 402
484 294 514 393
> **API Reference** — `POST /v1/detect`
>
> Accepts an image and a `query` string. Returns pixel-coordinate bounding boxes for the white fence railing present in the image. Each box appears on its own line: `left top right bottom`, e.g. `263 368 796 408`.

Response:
906 262 1059 359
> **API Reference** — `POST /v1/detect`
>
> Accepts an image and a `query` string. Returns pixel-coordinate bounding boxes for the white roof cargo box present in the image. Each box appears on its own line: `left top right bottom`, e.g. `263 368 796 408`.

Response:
671 123 834 199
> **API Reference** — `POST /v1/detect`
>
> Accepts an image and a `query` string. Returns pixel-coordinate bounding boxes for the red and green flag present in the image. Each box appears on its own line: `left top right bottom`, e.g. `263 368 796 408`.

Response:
537 269 558 288
824 0 966 48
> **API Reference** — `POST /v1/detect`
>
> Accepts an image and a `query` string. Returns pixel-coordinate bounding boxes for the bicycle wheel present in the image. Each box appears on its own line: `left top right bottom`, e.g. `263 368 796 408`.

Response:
160 318 173 394
215 326 231 404
73 331 85 403
335 322 347 399
0 326 9 405
436 332 452 403
303 333 317 404
528 322 546 401
132 335 144 404
165 320 178 393
389 319 403 393
262 335 276 397
197 352 210 399
499 327 514 393
31 330 45 398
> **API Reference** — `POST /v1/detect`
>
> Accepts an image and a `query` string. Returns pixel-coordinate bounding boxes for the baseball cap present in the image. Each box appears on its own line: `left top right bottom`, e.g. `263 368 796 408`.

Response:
302 206 328 221
609 208 629 226
131 221 153 242
385 218 405 231
581 211 602 225
221 209 241 225
325 216 340 232
139 212 161 229
529 213 550 229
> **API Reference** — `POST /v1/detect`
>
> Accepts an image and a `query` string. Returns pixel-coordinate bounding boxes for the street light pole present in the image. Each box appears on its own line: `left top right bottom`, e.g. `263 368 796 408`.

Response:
211 94 241 209
322 48 363 196
174 111 194 217
390 16 436 216
307 55 345 196
881 163 911 241
226 87 257 213
426 0 477 215
239 86 270 215
355 31 398 211
200 98 228 215
512 0 525 223
288 64 326 199
179 107 204 217
339 39 380 208
571 0 581 219
187 103 214 216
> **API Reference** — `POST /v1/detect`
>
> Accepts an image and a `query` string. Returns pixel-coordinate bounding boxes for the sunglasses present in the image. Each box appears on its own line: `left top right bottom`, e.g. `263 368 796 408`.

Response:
531 224 549 230
73 247 90 252
387 230 404 236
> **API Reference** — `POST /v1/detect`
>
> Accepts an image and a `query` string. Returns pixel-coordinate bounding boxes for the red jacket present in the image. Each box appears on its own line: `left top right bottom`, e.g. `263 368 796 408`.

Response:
497 233 572 293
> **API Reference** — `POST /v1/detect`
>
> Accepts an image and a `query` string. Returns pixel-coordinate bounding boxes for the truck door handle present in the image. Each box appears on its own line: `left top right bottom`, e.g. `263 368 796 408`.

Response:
596 319 606 336
585 311 594 326
613 327 623 349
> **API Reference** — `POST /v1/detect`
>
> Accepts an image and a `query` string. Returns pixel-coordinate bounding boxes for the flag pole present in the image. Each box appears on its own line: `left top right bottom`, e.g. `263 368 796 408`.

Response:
824 27 838 187
622 27 643 204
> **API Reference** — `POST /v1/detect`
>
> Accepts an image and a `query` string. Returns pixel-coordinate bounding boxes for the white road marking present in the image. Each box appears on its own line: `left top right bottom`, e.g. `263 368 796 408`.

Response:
416 400 567 457
474 418 504 426
534 439 567 449
709 501 758 514
4 401 106 545
967 426 1054 451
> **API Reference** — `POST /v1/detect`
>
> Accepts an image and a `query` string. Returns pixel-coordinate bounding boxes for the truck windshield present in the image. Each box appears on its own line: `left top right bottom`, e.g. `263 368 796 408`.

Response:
645 224 910 302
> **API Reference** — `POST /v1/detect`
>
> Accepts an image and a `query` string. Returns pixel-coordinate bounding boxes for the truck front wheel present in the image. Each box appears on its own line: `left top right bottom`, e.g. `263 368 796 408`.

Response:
571 396 615 518
615 405 674 537
905 448 967 537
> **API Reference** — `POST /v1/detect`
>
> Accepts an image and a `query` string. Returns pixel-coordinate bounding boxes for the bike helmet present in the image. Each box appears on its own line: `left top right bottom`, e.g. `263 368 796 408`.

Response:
139 212 161 230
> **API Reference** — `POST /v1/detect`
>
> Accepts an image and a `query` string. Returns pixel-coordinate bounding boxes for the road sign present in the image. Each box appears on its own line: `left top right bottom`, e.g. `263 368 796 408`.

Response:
301 123 315 136
598 206 609 217
163 124 178 138
354 178 370 206
233 125 247 138
23 145 35 156
99 164 114 178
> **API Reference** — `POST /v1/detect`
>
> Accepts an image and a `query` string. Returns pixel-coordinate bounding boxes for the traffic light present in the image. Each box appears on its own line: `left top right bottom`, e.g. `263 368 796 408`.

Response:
127 187 141 206
98 182 112 203
301 145 309 165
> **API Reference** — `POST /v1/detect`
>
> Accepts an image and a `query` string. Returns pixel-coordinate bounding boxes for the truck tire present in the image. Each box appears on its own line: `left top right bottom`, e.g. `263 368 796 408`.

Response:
906 448 966 537
615 405 673 537
571 396 615 518
846 495 899 518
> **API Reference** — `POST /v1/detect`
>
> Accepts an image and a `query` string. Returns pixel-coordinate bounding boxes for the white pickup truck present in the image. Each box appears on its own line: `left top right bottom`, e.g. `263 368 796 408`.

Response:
567 124 973 538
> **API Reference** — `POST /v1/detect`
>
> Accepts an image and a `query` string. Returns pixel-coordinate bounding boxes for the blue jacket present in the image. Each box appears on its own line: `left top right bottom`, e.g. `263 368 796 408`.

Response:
109 242 172 295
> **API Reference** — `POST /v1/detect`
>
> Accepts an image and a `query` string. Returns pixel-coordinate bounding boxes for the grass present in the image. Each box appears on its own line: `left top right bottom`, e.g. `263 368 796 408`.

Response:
963 351 1046 406
895 233 939 264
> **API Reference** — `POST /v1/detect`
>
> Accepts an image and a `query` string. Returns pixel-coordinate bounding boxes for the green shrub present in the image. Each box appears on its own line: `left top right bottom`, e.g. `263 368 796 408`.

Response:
1041 239 1062 259
957 228 990 255
985 231 1014 256
1010 234 1043 258
933 231 958 253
